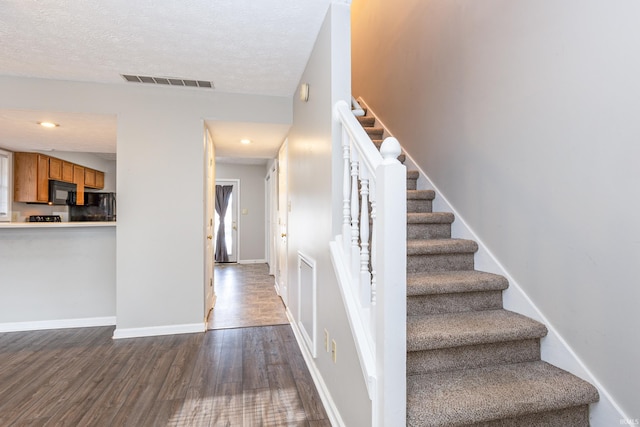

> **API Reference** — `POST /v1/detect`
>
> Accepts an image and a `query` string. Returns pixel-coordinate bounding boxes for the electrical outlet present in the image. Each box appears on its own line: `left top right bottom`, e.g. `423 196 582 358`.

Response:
331 339 337 363
324 329 330 352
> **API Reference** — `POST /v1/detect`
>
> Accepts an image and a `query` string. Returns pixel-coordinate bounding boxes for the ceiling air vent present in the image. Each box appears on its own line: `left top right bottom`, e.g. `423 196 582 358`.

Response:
121 74 215 89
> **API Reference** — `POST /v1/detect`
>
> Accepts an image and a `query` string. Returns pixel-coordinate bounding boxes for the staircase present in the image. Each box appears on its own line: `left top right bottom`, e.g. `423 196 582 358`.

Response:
356 112 600 426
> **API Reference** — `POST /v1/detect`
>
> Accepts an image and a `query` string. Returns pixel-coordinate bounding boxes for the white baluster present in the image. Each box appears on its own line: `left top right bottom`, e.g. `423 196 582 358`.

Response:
350 159 360 285
370 196 377 346
342 132 351 256
370 197 377 306
360 177 372 307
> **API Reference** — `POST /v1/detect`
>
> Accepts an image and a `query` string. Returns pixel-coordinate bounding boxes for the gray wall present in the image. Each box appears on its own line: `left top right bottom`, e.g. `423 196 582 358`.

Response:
352 0 639 418
0 226 115 324
0 75 291 334
287 4 372 425
215 162 266 262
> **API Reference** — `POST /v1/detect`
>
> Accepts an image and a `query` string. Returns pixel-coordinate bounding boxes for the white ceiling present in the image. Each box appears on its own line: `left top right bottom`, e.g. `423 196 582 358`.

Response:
0 0 332 161
0 110 117 154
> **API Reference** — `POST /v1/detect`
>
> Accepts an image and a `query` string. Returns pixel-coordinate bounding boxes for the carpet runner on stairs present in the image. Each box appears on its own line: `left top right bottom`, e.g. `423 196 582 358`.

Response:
356 112 599 426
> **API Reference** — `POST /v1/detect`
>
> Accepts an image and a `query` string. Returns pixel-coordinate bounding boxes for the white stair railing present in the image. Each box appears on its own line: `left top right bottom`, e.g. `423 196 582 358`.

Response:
330 99 407 427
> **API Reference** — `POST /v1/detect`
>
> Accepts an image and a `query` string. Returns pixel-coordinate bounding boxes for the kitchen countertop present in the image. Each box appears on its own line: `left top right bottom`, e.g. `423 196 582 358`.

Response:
0 222 116 229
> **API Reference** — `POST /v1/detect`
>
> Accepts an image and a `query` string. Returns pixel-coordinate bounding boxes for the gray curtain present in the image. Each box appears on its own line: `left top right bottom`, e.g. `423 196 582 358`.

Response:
215 185 233 262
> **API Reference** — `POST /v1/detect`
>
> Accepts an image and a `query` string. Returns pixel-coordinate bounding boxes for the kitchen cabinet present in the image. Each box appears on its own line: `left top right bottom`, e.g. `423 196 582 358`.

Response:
49 157 62 180
95 171 104 189
51 158 74 183
84 168 104 190
13 152 105 204
84 168 96 188
73 165 85 205
62 161 74 182
14 152 50 203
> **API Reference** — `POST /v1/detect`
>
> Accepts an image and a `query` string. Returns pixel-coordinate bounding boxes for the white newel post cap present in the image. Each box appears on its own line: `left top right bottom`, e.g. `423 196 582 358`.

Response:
380 137 401 164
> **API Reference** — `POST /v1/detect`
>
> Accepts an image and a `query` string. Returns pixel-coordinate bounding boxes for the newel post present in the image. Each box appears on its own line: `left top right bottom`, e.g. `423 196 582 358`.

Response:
374 137 406 426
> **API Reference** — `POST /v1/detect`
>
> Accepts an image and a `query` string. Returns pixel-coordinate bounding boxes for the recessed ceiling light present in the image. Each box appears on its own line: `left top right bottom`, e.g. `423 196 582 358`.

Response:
38 122 59 128
299 83 310 102
240 139 252 145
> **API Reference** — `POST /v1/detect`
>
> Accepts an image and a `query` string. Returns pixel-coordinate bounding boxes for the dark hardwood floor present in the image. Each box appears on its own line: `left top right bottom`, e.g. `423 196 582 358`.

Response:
0 325 331 426
0 325 331 427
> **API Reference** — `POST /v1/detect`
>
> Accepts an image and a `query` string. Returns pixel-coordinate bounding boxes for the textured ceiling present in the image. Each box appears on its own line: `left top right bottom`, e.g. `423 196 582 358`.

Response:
0 0 333 159
0 110 116 154
0 0 332 96
207 121 292 163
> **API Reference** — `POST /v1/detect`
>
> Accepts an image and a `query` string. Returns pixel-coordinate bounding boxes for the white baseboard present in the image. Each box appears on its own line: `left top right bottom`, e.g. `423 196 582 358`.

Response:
0 316 116 333
286 308 346 427
112 322 205 339
238 259 267 264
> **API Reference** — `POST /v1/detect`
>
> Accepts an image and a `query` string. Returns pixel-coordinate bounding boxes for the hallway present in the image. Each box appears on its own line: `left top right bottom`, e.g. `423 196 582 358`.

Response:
208 263 289 330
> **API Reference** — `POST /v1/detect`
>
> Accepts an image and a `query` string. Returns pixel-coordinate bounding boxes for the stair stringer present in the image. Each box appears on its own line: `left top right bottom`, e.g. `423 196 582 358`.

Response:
356 96 628 426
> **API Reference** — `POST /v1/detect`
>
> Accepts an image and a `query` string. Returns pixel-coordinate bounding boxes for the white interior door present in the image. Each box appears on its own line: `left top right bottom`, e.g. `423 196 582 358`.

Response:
215 179 239 263
266 162 278 275
276 141 288 304
204 129 215 320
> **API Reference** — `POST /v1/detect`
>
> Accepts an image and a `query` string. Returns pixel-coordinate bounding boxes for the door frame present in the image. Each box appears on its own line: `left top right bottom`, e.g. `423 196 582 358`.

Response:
276 140 288 305
204 128 215 323
265 161 278 275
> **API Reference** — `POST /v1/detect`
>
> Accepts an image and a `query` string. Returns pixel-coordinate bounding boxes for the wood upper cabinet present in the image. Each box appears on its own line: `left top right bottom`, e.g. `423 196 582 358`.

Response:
84 168 104 189
37 154 49 202
62 161 74 182
13 152 105 204
14 152 50 203
73 165 85 205
95 171 104 189
84 168 96 188
49 157 62 180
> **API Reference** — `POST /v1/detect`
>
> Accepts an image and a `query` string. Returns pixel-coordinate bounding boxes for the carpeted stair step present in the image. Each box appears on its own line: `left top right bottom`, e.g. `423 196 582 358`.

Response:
407 270 508 315
406 309 547 353
407 189 434 213
407 170 419 190
408 239 478 273
408 212 454 239
469 406 591 427
406 309 546 374
406 361 599 426
357 115 375 127
365 127 384 139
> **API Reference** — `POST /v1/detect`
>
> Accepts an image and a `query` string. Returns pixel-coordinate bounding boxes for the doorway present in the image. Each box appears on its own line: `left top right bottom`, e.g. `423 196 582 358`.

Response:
275 141 288 305
214 179 239 263
204 129 216 322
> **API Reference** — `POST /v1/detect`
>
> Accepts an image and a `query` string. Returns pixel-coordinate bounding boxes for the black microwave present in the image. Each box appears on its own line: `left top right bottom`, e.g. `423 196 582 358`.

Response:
48 180 77 206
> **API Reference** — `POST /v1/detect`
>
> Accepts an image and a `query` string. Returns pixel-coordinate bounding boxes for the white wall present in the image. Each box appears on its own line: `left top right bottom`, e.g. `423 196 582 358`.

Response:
215 162 267 262
286 4 372 426
0 75 291 335
352 0 639 419
0 226 115 326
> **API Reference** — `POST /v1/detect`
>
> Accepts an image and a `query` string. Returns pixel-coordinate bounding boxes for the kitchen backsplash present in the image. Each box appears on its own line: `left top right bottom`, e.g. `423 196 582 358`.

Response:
11 202 69 222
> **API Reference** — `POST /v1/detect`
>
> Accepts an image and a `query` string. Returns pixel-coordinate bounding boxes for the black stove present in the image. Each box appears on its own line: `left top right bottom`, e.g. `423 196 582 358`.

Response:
28 215 62 222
